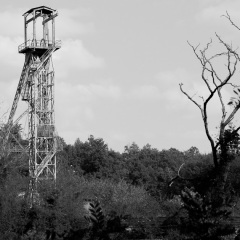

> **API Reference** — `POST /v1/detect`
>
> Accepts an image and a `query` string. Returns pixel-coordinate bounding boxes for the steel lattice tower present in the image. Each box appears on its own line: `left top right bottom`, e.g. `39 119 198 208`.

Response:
7 6 61 204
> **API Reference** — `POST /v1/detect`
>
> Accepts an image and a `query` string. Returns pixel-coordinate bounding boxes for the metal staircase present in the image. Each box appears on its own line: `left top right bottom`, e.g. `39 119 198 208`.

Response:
8 54 32 124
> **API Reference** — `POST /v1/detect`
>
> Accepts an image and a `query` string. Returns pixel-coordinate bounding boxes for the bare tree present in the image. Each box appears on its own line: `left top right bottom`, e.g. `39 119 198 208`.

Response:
180 15 240 190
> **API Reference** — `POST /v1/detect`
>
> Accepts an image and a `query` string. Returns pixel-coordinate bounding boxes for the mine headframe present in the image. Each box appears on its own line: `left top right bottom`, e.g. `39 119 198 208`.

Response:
6 6 61 206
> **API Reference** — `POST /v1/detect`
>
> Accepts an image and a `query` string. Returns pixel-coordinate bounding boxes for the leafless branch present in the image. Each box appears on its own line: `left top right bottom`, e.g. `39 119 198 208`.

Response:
227 83 240 88
168 163 195 187
178 163 185 178
216 33 240 61
179 83 203 111
222 11 240 31
187 41 203 65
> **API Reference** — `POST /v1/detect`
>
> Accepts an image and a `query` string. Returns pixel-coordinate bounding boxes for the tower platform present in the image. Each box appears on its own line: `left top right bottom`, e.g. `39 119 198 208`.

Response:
18 40 61 54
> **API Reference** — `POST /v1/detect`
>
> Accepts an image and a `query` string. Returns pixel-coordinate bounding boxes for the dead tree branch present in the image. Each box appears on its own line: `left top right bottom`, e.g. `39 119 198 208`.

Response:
222 11 240 31
181 34 240 167
169 163 195 186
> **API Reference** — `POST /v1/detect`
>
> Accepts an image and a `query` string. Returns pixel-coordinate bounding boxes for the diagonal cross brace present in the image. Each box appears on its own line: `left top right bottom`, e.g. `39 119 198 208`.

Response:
34 150 56 178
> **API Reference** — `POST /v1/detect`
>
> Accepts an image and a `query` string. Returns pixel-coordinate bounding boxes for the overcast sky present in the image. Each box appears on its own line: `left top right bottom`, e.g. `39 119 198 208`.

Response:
1 0 240 153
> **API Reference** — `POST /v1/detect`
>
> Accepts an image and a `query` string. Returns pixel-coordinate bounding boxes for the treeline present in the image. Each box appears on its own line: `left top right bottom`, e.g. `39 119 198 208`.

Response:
60 135 213 200
1 130 240 239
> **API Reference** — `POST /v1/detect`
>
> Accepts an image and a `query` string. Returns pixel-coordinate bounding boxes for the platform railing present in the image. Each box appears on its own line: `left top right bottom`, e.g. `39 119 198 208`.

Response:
18 39 61 52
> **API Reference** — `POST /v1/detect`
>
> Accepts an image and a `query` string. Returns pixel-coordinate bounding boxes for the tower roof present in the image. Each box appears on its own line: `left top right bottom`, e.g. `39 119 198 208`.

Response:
23 6 56 16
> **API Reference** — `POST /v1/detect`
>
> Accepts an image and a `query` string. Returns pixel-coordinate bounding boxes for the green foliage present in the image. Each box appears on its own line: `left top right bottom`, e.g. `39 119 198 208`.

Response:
219 125 240 156
85 199 105 230
84 199 112 240
61 176 161 219
161 195 183 216
180 187 235 240
1 129 240 239
163 229 189 240
16 168 160 239
63 139 197 200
